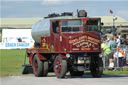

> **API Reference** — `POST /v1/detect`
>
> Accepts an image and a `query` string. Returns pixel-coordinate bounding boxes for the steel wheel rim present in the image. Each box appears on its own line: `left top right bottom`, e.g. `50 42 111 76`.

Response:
55 59 61 74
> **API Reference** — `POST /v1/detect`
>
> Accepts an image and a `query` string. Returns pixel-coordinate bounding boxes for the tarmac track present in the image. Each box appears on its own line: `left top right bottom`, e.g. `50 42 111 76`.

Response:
1 74 128 85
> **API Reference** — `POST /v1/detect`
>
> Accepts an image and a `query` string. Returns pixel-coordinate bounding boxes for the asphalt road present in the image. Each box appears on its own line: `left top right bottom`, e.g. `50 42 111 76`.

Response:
1 74 128 85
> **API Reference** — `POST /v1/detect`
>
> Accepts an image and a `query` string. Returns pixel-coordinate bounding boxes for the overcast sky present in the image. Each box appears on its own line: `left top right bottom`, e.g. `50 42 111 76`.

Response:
0 0 128 21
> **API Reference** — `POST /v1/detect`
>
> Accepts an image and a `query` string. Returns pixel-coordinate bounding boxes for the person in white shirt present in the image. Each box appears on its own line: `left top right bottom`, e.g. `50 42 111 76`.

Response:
115 36 121 47
113 48 125 69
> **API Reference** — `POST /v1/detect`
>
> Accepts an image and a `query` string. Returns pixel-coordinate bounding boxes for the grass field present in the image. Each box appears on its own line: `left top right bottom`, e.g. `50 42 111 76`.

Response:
0 49 128 76
103 70 128 75
0 49 26 76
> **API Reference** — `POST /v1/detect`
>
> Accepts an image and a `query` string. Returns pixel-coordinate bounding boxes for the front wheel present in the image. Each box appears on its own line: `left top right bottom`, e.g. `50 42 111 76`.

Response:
54 56 67 78
90 56 103 78
32 55 48 77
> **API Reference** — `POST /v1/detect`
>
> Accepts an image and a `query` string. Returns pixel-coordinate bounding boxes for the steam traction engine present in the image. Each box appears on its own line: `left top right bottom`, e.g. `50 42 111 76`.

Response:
27 10 103 78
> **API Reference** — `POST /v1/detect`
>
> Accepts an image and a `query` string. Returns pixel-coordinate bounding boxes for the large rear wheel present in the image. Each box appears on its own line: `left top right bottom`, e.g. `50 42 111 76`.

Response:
32 55 48 77
54 56 67 78
90 56 103 78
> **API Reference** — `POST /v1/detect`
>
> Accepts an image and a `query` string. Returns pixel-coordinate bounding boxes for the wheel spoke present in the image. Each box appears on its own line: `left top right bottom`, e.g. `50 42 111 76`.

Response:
55 59 61 74
54 56 67 78
32 55 48 77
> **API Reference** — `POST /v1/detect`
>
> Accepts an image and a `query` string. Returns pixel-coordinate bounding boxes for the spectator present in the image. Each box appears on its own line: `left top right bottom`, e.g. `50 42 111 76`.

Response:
118 33 121 39
107 36 117 69
17 38 22 42
120 34 126 46
104 35 110 45
126 35 128 46
115 36 121 47
108 37 117 51
126 35 128 65
113 48 125 71
101 40 112 68
101 40 111 56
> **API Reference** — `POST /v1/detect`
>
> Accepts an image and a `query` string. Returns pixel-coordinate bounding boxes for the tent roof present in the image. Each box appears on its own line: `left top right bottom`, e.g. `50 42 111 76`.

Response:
0 17 42 28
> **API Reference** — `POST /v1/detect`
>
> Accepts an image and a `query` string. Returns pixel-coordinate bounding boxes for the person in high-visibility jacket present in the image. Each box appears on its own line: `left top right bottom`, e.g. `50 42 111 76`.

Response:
101 42 114 69
101 43 111 56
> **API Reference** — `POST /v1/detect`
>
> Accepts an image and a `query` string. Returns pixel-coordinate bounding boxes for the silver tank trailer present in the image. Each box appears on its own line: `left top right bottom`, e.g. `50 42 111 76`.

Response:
32 16 76 43
32 19 50 43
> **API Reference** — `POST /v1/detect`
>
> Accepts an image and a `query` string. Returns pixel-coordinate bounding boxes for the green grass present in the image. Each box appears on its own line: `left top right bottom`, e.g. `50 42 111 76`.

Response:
0 49 128 76
103 69 128 75
0 49 26 76
85 69 128 75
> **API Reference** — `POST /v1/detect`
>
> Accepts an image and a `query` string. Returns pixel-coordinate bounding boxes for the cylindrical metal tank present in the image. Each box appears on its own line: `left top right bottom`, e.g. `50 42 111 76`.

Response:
31 19 50 43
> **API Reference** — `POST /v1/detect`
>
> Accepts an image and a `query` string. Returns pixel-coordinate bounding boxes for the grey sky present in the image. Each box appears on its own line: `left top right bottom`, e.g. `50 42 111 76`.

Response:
0 0 128 21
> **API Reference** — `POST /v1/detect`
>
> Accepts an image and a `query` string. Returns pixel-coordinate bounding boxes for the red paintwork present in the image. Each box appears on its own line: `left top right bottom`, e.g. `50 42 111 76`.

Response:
33 59 38 72
37 54 47 60
27 17 101 61
29 53 34 64
27 49 47 64
55 59 62 74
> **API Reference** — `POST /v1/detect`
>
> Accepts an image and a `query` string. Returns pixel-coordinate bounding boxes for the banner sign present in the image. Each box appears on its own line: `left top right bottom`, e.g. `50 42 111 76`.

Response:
5 43 30 48
0 42 34 49
0 29 34 49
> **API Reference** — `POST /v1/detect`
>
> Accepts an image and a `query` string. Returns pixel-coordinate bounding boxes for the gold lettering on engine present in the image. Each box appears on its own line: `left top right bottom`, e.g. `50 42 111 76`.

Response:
69 35 99 49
